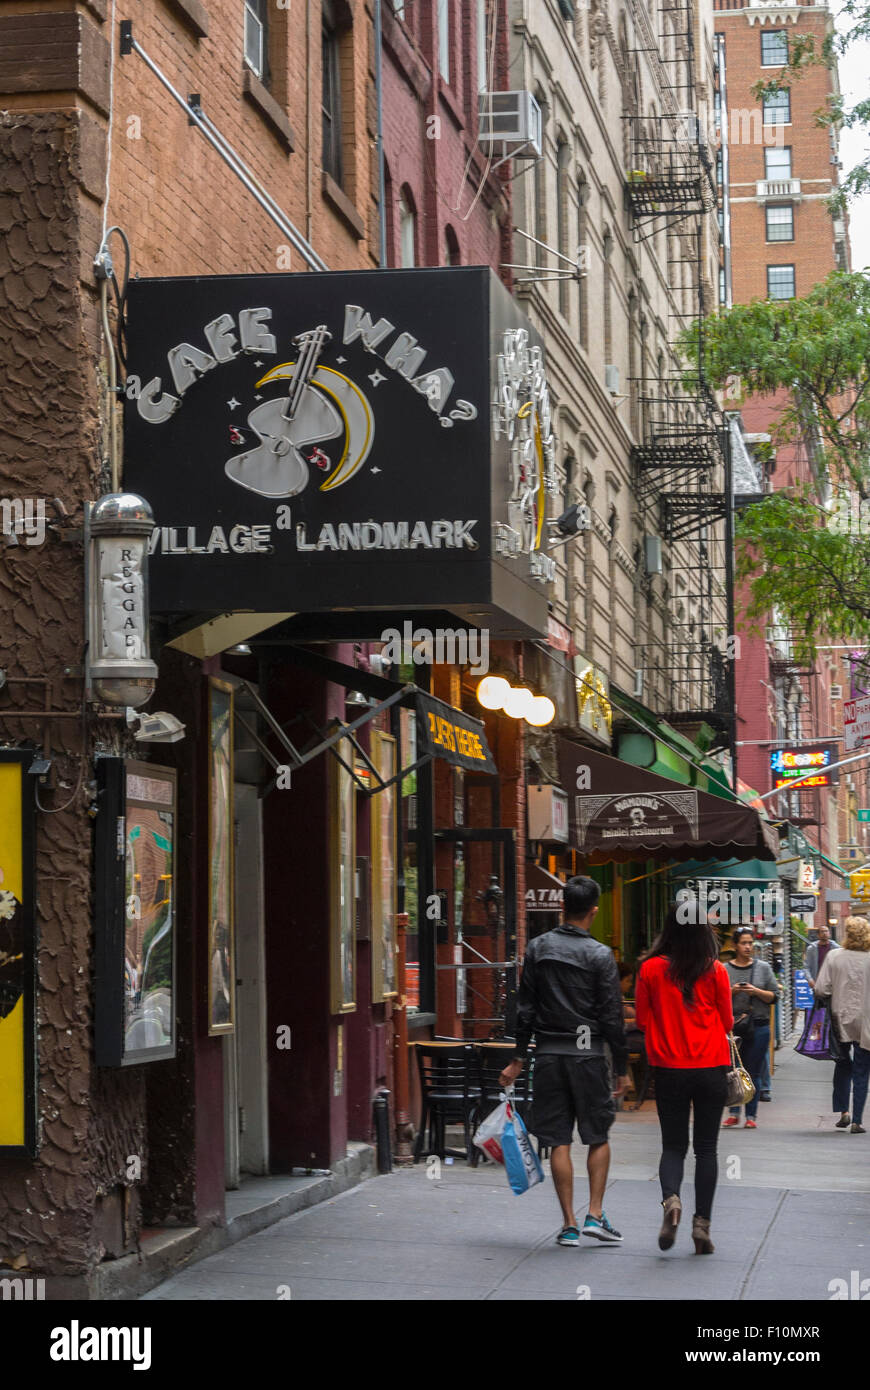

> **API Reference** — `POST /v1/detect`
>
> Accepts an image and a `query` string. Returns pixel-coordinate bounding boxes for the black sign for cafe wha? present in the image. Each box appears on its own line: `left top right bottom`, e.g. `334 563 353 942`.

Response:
123 268 555 637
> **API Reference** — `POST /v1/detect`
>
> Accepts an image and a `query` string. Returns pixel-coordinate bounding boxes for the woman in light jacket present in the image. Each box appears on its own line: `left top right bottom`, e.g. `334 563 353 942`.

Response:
816 916 870 1134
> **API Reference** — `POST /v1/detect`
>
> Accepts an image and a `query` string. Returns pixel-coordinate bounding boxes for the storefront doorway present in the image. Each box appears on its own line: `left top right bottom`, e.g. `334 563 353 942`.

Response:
223 691 269 1189
431 827 517 1039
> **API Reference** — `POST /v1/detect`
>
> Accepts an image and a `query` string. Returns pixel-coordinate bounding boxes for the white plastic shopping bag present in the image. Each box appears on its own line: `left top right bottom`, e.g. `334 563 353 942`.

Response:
501 1101 545 1195
473 1098 509 1165
473 1090 545 1195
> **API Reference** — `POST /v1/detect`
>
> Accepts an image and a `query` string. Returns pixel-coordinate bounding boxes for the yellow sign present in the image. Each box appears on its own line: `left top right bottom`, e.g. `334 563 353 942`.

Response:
0 755 31 1152
574 656 613 746
850 871 870 902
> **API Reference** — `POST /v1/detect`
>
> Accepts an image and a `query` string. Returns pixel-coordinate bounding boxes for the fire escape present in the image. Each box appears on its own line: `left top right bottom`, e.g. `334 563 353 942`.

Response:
768 632 823 829
625 0 731 742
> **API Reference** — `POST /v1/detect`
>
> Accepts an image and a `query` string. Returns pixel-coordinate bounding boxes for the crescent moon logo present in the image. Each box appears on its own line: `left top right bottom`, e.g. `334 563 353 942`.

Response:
255 363 375 492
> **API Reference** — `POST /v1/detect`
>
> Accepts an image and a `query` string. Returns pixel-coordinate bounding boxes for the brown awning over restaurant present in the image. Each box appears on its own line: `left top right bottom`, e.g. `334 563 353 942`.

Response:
558 738 779 864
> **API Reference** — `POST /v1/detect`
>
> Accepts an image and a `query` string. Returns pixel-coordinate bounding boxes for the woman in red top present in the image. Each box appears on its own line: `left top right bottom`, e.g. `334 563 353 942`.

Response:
636 906 733 1255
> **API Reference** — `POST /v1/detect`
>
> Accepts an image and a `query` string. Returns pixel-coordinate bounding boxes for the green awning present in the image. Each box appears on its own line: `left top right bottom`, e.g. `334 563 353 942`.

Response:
672 857 780 883
819 853 848 880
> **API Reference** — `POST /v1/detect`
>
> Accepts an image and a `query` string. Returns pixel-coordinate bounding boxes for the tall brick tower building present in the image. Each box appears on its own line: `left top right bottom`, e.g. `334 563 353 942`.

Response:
715 0 851 940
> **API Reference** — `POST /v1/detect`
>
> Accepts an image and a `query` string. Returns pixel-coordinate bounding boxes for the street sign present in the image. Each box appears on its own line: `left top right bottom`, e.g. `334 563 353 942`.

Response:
794 969 814 1009
845 697 870 752
858 809 870 822
789 892 817 913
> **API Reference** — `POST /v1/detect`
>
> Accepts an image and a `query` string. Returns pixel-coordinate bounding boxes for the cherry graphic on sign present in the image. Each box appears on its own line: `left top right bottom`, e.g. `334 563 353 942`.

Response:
229 426 244 445
308 446 331 473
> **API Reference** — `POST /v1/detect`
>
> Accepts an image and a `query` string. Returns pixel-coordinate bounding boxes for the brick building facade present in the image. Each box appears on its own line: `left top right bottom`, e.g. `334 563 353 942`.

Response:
716 0 851 917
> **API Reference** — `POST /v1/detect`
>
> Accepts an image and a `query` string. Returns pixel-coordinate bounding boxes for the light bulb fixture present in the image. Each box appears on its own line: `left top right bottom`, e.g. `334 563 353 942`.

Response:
525 696 556 727
476 675 510 710
503 686 534 720
345 689 371 708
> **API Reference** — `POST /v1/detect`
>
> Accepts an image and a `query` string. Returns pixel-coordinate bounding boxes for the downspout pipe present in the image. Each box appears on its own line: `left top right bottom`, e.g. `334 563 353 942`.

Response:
374 0 388 267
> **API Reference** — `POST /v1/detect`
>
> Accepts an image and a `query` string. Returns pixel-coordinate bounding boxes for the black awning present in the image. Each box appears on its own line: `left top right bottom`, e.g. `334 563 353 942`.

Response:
415 690 497 775
558 738 779 863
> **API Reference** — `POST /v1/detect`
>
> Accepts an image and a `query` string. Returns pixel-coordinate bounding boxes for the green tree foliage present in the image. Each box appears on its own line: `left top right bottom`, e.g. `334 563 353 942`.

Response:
751 2 870 218
680 271 870 656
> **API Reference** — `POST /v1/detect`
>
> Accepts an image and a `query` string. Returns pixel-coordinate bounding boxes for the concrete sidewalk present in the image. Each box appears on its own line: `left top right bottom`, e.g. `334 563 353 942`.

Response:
142 1044 870 1301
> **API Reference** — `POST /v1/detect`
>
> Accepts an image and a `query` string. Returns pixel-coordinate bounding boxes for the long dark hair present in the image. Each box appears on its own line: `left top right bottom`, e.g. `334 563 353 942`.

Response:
643 905 720 1006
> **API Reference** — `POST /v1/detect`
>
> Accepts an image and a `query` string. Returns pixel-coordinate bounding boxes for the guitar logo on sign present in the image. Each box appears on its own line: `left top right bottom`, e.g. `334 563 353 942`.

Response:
225 324 375 499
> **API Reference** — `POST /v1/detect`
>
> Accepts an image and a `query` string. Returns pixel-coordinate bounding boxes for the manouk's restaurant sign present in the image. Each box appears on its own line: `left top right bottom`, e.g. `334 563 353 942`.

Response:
123 269 556 636
557 740 779 863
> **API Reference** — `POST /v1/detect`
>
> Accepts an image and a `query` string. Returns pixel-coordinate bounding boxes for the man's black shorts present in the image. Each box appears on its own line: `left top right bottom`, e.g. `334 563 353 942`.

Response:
530 1054 615 1147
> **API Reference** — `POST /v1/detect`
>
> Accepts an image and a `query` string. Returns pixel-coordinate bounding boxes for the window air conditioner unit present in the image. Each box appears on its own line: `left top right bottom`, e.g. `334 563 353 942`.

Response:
478 91 543 160
831 684 843 700
605 364 620 395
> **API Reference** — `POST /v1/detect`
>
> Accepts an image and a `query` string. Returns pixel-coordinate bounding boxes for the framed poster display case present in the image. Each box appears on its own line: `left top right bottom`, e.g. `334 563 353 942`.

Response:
95 757 177 1067
370 731 398 1003
329 734 357 1015
0 750 37 1154
208 678 235 1035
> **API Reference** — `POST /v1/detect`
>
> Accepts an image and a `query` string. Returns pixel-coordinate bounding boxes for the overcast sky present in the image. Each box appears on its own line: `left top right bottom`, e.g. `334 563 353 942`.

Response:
835 7 870 270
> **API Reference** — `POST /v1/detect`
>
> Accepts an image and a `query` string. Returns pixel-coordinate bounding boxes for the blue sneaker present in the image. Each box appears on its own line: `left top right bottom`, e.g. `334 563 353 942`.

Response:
582 1211 623 1243
557 1226 580 1247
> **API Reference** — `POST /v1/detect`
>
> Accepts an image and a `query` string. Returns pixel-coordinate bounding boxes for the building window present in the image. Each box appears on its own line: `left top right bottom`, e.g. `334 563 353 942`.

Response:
761 30 788 66
477 0 489 93
577 173 588 349
719 266 726 304
763 89 790 125
244 0 267 82
765 145 792 180
399 188 416 267
767 264 795 299
392 0 405 17
766 204 794 242
716 151 723 186
558 0 576 16
322 5 342 184
557 142 571 318
438 0 450 83
445 225 460 265
603 228 613 363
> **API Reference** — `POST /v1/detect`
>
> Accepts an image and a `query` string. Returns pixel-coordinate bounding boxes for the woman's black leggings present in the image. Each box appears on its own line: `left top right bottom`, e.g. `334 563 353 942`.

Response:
653 1066 729 1221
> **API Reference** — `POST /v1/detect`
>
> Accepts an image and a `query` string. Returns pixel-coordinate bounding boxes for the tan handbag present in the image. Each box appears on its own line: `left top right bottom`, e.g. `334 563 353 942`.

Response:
725 1033 756 1107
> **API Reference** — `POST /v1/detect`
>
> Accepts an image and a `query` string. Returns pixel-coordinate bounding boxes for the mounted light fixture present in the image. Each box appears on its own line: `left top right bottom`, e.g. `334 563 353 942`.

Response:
502 686 534 720
525 695 555 727
345 690 371 709
476 675 510 710
86 493 158 707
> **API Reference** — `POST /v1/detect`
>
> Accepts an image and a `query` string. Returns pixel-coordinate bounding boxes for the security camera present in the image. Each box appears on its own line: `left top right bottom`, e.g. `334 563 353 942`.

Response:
127 709 186 743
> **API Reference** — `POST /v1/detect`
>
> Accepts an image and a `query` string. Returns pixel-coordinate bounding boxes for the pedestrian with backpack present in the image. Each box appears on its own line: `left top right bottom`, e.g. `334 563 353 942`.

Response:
722 928 780 1130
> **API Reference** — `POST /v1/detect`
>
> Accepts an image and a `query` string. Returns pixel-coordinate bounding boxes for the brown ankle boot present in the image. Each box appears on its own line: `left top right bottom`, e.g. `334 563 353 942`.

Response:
658 1194 682 1250
692 1214 714 1255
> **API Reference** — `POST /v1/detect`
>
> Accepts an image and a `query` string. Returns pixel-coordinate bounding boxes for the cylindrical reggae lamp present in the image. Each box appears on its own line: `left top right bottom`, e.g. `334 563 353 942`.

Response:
87 493 159 707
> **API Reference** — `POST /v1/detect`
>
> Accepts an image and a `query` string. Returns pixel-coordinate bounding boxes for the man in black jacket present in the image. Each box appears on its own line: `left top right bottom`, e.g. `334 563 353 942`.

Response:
500 876 630 1246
